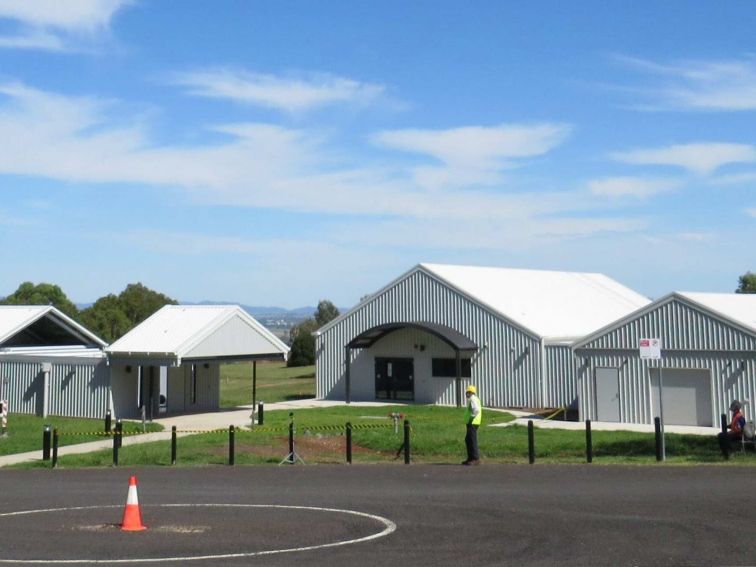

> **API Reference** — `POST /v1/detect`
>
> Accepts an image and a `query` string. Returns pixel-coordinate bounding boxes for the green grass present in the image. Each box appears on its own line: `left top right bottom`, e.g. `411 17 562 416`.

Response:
220 361 315 406
0 414 162 457
14 405 744 468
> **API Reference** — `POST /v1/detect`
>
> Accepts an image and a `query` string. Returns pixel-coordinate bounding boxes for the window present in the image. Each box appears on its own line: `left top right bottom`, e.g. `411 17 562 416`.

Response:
432 358 471 378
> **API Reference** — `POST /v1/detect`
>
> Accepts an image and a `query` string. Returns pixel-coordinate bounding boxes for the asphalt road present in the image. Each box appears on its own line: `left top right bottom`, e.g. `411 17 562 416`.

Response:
0 464 753 566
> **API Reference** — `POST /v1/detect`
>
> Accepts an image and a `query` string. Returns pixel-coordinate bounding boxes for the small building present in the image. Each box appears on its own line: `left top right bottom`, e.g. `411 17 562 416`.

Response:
316 263 650 408
0 306 109 418
106 305 289 419
573 292 756 427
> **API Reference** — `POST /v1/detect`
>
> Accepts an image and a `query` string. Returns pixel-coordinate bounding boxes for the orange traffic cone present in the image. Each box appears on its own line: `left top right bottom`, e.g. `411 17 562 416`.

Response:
120 475 147 531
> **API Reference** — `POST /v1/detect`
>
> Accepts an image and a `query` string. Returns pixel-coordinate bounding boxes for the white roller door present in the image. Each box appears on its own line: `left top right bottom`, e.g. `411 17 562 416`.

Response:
650 368 712 427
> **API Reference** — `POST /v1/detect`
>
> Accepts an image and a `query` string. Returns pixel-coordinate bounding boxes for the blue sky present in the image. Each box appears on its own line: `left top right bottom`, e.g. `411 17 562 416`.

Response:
0 1 754 308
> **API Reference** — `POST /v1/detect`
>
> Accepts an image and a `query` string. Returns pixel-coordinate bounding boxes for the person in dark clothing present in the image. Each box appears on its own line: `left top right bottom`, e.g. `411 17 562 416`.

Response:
718 400 746 459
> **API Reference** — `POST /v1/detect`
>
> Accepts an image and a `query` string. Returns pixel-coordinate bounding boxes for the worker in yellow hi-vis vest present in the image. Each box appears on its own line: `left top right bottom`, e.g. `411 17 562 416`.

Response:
463 385 482 465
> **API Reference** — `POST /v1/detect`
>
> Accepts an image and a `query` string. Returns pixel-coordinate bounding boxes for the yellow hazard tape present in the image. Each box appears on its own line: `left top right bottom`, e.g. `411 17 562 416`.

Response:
58 422 397 437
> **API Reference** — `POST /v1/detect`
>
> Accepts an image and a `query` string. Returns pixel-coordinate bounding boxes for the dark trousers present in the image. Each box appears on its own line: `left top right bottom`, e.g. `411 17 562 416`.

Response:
718 431 740 458
465 423 479 461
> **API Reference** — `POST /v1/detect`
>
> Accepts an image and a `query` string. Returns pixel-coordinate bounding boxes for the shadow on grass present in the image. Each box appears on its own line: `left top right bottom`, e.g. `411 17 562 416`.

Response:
284 394 317 401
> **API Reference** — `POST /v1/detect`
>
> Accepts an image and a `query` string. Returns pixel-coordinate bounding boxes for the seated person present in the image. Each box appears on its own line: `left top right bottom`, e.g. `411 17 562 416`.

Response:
718 400 746 458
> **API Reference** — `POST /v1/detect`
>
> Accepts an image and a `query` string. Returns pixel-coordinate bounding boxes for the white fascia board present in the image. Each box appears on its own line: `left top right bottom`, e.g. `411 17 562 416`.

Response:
175 306 289 359
316 264 424 335
418 265 543 341
571 293 676 351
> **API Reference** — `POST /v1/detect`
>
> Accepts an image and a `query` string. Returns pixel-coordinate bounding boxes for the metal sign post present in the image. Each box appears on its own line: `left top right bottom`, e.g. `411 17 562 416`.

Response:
640 338 664 460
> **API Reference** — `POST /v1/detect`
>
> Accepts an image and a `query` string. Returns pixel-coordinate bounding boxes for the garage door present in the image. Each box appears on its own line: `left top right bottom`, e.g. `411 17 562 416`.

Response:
650 368 712 426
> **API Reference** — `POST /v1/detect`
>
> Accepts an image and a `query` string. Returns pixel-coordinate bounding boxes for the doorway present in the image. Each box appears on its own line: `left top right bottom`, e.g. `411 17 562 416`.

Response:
594 367 620 422
375 357 414 401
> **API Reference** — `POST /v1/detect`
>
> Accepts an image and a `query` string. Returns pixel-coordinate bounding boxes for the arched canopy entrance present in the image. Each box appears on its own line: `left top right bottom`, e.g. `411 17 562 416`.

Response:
345 322 478 406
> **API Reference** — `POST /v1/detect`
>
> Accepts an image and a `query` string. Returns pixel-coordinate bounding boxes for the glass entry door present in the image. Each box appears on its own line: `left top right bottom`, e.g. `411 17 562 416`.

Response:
375 357 414 401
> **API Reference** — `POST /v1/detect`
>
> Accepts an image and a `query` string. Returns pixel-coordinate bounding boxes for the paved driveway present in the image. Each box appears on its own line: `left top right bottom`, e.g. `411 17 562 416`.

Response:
0 464 751 566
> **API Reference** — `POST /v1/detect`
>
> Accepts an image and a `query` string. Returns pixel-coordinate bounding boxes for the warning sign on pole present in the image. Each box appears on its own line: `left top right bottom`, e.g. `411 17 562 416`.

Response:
639 338 662 360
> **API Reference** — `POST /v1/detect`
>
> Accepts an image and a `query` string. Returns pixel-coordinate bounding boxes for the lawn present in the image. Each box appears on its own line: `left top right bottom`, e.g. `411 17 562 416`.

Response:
14 405 738 468
0 414 162 457
220 361 315 407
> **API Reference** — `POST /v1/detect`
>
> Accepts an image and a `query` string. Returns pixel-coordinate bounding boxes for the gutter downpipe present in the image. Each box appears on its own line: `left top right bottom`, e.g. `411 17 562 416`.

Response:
540 338 547 409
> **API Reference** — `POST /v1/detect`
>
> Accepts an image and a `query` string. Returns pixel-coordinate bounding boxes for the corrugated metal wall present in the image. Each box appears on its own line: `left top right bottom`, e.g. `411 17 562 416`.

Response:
545 345 577 408
576 298 756 424
317 268 554 408
0 360 110 418
0 361 43 415
48 362 110 419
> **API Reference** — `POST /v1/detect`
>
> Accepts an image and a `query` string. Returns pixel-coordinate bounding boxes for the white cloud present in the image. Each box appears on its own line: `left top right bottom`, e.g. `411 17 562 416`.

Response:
616 55 756 111
747 208 756 219
0 82 640 249
372 123 570 189
588 176 680 198
611 143 756 175
0 0 130 51
170 69 386 113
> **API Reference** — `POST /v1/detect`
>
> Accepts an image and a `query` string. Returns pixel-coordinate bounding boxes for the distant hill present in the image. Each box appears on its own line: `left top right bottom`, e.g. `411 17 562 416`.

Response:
186 301 318 318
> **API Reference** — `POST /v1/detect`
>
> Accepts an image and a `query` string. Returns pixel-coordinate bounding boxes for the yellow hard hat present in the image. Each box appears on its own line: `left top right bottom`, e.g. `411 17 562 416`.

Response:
465 385 477 395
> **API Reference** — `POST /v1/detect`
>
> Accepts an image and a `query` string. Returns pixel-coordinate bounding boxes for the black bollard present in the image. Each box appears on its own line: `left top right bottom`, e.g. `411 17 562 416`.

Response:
42 425 51 461
105 410 112 434
258 402 264 426
346 422 353 464
287 419 295 464
654 417 663 462
171 426 177 465
115 419 123 449
229 425 235 466
403 420 411 464
52 428 59 468
585 420 593 463
113 423 119 467
721 413 728 435
528 420 535 464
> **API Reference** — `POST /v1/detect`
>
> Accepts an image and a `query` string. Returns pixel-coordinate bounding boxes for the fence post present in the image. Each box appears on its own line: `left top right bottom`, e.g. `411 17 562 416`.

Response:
585 420 593 463
258 402 264 426
113 423 120 467
287 418 295 464
528 420 535 464
654 417 663 462
116 419 123 449
346 422 352 464
171 426 177 465
105 410 112 434
403 419 411 464
42 425 51 461
52 428 59 468
229 425 235 466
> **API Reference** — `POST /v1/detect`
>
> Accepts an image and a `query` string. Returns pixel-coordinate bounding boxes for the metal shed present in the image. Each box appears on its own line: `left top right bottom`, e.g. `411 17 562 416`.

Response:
0 306 109 418
574 292 756 427
106 305 289 419
316 263 649 409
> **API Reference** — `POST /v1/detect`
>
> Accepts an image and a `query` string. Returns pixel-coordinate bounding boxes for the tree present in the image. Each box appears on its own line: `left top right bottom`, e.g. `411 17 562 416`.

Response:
287 319 318 367
314 299 340 327
0 281 79 319
79 283 177 342
287 300 340 367
736 272 756 294
118 283 177 326
79 294 131 343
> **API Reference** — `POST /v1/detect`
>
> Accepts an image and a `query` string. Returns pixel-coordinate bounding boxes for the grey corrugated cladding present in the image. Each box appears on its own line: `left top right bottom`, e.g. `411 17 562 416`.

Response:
316 266 578 408
574 294 756 424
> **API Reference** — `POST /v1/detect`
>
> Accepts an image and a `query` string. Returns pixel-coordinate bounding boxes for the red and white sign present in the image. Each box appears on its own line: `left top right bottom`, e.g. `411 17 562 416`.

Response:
639 338 662 360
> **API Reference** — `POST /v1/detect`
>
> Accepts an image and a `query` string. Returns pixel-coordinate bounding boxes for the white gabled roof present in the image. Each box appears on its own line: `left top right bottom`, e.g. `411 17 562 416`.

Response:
421 263 651 341
106 304 289 364
678 292 756 332
0 305 107 348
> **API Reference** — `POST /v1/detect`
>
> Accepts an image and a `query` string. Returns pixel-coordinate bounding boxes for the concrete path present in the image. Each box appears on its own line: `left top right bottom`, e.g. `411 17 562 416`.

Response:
0 400 718 467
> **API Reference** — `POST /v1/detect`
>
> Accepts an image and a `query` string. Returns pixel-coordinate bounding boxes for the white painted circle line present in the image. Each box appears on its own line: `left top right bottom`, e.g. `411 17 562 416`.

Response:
0 503 397 564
